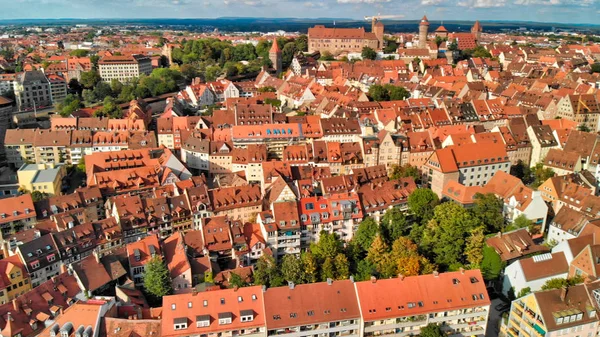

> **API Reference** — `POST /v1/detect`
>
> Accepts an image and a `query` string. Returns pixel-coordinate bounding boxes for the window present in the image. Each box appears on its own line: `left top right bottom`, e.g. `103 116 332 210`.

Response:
171 304 176 310
188 302 193 308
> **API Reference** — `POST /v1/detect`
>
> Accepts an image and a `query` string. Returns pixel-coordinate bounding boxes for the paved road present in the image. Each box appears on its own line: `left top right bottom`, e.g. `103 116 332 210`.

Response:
486 298 508 337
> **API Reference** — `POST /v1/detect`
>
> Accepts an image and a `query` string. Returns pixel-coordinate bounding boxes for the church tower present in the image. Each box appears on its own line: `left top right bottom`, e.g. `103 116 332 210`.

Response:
269 40 283 75
372 18 385 50
419 15 429 49
472 20 483 42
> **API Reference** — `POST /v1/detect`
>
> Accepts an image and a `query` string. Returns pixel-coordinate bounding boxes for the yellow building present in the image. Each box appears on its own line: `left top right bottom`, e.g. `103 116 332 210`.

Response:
17 163 66 196
0 255 31 304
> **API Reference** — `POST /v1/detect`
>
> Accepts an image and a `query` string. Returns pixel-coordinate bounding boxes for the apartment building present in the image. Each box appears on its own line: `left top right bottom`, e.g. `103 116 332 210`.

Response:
14 70 52 112
159 270 491 337
263 279 361 337
15 234 62 287
126 234 161 286
425 142 510 197
47 73 67 104
355 270 490 337
98 54 153 82
17 163 66 196
503 284 599 337
0 194 36 236
0 254 31 304
161 286 266 337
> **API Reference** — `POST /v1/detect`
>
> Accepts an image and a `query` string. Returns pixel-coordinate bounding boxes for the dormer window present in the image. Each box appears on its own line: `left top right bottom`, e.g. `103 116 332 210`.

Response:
173 318 188 330
240 309 254 322
196 315 210 327
218 312 232 325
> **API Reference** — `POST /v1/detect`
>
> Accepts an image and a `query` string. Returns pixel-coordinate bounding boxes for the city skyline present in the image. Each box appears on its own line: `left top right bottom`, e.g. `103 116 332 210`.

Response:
1 0 599 25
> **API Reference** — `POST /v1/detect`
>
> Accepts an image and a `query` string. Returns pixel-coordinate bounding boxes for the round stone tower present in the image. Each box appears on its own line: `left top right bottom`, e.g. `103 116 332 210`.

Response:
419 15 429 49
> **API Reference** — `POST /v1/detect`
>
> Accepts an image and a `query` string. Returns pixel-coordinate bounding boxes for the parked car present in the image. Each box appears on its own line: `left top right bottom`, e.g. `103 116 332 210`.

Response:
495 302 511 312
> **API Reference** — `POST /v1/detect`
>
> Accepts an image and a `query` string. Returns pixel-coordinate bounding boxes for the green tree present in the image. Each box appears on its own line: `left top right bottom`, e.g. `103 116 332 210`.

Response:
380 208 408 243
517 287 531 298
80 70 101 88
355 217 379 252
30 190 49 202
368 85 389 101
361 46 377 60
321 257 336 281
280 254 304 285
180 64 198 81
76 157 86 174
481 244 504 280
421 202 479 268
228 272 248 288
464 227 485 268
383 39 398 54
96 97 122 118
295 35 308 52
253 255 283 287
310 231 342 262
510 160 533 185
471 193 504 233
506 214 533 232
320 51 335 61
385 84 410 101
69 49 89 57
407 188 439 223
531 163 554 188
389 164 420 182
334 253 350 280
367 235 397 278
57 94 83 117
420 323 445 337
592 63 600 74
143 256 172 298
354 259 377 281
110 79 123 96
282 42 298 68
301 252 318 283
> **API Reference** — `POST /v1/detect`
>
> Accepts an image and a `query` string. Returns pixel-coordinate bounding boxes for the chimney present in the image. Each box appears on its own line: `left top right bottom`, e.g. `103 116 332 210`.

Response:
233 285 239 292
398 274 405 281
433 271 439 277
51 276 57 284
288 281 295 289
136 305 142 319
349 275 354 283
326 278 332 285
192 288 198 296
60 263 68 274
370 276 377 283
459 267 465 274
12 299 20 312
560 287 568 302
262 285 267 292
93 250 100 264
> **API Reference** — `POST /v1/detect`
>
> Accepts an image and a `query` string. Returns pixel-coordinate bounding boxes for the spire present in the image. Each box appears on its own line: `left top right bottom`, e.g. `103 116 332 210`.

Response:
473 20 482 32
420 15 429 26
269 40 281 54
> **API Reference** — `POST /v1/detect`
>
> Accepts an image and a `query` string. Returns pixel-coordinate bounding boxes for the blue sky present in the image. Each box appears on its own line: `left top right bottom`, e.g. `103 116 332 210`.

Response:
0 0 599 24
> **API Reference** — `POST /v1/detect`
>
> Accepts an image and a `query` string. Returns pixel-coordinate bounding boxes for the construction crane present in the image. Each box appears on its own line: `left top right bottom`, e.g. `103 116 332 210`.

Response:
364 13 405 21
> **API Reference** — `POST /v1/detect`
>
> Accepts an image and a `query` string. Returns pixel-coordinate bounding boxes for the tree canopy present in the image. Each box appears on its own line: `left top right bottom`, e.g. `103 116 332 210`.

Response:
143 257 173 298
361 47 377 60
368 84 410 101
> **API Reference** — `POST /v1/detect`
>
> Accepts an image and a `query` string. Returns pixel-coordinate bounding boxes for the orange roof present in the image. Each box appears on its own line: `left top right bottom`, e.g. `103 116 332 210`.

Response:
127 235 161 268
263 280 360 329
355 270 489 321
161 286 266 337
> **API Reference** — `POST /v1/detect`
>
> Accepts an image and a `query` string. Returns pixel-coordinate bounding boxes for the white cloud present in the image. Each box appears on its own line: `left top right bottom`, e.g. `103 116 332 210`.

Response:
457 0 506 7
421 0 445 4
336 0 390 3
514 0 560 5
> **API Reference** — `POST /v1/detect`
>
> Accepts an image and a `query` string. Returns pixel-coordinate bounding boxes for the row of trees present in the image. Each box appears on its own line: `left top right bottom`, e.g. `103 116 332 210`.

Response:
170 36 308 81
252 187 515 288
59 67 183 117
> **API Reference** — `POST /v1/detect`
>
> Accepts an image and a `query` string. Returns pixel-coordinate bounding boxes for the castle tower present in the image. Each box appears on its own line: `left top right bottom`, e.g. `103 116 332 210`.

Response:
269 40 282 75
372 18 385 50
472 20 482 42
419 15 429 49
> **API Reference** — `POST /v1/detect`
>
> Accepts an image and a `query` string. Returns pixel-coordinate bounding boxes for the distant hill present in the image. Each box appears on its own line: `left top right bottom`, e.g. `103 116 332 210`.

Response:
0 17 599 33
